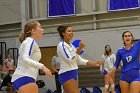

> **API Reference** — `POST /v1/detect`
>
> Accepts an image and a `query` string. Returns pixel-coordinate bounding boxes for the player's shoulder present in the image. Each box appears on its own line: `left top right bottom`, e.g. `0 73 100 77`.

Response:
57 42 63 50
118 47 124 51
117 47 125 54
22 37 34 45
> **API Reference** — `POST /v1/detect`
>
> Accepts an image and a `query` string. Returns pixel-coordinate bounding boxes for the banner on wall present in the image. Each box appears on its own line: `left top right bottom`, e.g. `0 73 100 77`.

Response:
48 0 75 17
108 0 139 11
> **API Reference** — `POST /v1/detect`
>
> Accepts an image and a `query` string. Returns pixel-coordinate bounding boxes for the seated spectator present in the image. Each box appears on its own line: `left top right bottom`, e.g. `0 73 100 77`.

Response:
0 69 14 93
1 53 15 79
3 53 15 70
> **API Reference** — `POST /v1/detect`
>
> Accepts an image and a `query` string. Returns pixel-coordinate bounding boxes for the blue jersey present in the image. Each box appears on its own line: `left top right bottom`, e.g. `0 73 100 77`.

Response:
114 40 140 72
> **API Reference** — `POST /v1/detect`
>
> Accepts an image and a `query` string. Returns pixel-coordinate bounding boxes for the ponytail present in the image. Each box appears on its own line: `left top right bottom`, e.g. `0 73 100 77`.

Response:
19 32 25 43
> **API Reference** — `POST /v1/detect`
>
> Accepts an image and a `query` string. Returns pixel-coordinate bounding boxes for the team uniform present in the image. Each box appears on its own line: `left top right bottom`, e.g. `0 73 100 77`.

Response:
11 37 44 90
100 54 116 75
57 41 88 84
114 40 140 83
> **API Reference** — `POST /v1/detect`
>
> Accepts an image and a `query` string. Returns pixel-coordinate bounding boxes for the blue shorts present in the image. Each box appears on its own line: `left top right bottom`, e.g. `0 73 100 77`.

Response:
59 69 78 85
103 69 108 75
120 69 140 83
12 76 35 90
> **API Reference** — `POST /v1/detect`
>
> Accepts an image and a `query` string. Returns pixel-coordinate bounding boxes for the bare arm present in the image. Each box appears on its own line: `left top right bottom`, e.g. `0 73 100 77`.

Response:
86 60 103 67
42 66 52 78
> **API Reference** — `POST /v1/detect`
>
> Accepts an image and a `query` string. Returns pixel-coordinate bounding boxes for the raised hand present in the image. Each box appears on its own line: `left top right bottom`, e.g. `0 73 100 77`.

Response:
79 41 85 50
76 41 85 55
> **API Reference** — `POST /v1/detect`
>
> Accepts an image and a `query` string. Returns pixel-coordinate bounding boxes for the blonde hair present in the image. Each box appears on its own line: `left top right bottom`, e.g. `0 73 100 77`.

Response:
19 20 39 43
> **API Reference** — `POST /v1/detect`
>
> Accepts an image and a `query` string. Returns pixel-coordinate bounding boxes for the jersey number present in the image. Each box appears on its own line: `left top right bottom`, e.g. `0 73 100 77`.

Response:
126 56 132 63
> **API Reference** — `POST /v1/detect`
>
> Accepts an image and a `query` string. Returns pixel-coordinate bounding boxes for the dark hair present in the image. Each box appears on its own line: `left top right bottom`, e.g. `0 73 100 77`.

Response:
122 31 134 46
19 20 39 43
104 45 112 56
57 25 70 39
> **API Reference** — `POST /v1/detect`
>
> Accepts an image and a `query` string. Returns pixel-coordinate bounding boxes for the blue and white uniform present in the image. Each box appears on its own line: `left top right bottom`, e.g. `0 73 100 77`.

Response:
100 54 116 75
57 41 88 84
114 40 140 83
11 37 44 90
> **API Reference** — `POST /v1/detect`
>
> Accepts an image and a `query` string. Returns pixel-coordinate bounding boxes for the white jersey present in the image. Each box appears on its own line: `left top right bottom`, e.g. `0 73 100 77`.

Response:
57 41 88 74
11 37 44 82
100 54 116 72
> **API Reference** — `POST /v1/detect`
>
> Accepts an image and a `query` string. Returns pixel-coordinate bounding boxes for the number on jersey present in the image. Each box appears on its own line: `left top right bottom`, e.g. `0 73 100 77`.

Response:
126 56 132 62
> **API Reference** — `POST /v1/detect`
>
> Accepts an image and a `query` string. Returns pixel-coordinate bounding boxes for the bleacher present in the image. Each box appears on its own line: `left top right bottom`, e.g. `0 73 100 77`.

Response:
78 66 121 88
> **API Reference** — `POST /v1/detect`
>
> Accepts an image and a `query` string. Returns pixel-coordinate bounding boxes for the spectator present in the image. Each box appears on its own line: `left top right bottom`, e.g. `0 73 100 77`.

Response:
3 53 15 71
0 69 14 93
1 53 15 79
51 54 61 93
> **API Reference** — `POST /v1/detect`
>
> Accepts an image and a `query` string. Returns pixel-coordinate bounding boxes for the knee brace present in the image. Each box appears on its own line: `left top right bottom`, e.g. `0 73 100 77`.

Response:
105 85 109 89
111 84 114 88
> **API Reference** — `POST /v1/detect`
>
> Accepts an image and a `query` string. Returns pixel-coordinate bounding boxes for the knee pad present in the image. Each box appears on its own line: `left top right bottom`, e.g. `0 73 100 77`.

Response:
105 85 109 89
111 84 114 88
